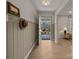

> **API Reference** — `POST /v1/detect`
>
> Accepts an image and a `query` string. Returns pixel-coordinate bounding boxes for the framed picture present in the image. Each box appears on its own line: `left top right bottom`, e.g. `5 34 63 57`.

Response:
7 1 20 17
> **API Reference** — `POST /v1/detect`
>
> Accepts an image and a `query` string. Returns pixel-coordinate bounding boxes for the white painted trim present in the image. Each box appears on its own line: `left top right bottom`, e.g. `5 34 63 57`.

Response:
55 14 57 43
24 43 35 59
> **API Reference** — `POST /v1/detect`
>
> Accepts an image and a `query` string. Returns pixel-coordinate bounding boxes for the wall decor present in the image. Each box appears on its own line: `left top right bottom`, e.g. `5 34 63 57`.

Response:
7 1 20 17
19 18 28 29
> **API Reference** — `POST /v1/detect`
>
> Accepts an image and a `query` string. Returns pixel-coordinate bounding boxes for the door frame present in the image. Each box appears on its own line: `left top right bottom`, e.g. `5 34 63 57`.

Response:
39 16 52 42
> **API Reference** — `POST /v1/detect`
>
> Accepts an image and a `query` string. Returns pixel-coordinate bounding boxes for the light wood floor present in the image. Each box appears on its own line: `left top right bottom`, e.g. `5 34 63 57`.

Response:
28 39 72 59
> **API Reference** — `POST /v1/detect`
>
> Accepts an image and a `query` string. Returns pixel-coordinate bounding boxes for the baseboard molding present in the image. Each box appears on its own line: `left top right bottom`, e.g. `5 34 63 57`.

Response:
24 43 35 59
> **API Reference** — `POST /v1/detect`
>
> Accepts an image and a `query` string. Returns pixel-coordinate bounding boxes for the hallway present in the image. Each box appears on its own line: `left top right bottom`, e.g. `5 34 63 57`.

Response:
28 39 72 59
6 0 72 59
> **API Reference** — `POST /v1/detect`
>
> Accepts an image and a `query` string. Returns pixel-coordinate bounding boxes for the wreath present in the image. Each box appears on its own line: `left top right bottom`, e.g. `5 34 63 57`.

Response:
19 18 28 29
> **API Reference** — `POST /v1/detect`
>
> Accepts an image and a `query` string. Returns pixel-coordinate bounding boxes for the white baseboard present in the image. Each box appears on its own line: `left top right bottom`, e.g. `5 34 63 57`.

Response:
24 43 35 59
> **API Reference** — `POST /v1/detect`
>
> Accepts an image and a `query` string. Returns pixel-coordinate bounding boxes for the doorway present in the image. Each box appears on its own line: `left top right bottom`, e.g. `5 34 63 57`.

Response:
39 16 52 41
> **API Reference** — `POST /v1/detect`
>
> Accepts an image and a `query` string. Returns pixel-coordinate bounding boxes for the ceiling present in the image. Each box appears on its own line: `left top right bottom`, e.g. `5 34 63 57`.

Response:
31 0 70 12
58 0 72 16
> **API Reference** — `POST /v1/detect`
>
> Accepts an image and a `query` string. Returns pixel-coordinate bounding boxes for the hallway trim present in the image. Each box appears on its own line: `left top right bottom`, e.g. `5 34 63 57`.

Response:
24 43 35 59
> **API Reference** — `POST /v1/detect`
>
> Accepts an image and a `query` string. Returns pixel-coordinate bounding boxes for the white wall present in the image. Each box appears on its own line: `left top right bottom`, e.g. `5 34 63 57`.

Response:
7 14 37 59
7 0 38 59
7 0 37 23
57 15 72 39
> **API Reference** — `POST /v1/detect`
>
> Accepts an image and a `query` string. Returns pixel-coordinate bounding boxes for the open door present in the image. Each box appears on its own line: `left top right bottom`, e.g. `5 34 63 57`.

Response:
39 16 53 42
